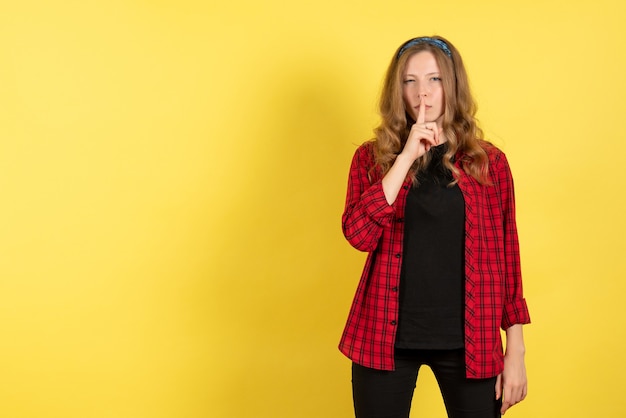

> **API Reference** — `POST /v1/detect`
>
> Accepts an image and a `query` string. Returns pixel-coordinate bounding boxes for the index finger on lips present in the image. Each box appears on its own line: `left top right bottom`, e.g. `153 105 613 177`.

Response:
417 98 425 125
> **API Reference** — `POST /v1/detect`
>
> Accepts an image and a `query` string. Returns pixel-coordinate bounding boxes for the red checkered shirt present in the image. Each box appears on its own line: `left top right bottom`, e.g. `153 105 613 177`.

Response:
339 141 530 378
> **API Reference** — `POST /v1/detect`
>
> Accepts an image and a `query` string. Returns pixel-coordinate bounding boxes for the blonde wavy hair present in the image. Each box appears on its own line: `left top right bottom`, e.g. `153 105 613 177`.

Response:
373 35 491 185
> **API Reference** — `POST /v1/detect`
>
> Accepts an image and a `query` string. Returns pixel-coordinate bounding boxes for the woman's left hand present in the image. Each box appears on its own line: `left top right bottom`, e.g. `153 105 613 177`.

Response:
495 351 527 415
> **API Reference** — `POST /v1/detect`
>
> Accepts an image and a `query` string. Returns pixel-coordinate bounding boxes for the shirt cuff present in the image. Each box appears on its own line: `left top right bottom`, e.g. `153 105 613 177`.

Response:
502 298 531 329
362 181 396 227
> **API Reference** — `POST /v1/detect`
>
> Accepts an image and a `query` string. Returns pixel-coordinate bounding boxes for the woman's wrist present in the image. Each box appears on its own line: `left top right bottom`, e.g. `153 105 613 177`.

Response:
393 153 415 173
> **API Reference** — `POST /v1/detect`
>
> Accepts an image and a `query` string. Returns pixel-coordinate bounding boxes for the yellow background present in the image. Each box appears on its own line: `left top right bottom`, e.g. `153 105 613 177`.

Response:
1 0 625 417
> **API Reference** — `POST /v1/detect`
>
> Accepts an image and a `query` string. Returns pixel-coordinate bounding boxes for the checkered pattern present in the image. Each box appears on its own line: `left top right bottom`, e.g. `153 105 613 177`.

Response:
339 141 530 379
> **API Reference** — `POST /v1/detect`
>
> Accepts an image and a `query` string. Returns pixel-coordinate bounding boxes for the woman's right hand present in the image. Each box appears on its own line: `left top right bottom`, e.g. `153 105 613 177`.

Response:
400 100 441 162
381 100 442 205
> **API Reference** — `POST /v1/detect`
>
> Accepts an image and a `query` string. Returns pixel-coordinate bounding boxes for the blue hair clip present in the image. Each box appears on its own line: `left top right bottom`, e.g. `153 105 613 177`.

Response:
397 37 452 59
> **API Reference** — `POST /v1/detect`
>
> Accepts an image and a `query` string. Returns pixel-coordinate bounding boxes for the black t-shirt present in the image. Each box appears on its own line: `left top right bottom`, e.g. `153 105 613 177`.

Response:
395 144 465 350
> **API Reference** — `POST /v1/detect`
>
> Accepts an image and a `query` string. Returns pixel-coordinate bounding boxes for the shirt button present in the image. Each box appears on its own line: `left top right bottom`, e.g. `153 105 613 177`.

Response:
391 321 397 325
392 287 398 292
403 186 409 190
395 253 401 258
396 218 404 223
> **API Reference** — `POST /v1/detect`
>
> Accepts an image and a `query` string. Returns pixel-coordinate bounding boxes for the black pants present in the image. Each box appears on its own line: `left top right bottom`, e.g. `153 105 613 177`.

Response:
352 349 501 418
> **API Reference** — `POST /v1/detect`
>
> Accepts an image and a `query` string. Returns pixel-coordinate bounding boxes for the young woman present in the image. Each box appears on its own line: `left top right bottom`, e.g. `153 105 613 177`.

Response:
340 36 531 418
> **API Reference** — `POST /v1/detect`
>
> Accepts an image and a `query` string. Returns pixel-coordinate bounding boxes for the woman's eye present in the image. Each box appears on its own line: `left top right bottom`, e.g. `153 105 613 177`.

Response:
403 79 415 84
431 77 442 82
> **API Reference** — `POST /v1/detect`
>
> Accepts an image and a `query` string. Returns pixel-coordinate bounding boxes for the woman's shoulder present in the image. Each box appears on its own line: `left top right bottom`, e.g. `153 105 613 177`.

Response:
349 140 383 181
481 140 508 165
352 140 377 163
356 139 376 153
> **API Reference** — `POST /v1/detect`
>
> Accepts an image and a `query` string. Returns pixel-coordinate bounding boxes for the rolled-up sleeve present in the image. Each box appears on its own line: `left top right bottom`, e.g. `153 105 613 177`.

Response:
342 144 397 252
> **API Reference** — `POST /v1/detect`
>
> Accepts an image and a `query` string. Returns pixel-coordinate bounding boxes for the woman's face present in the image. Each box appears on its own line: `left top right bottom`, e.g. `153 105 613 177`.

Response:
402 51 445 124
